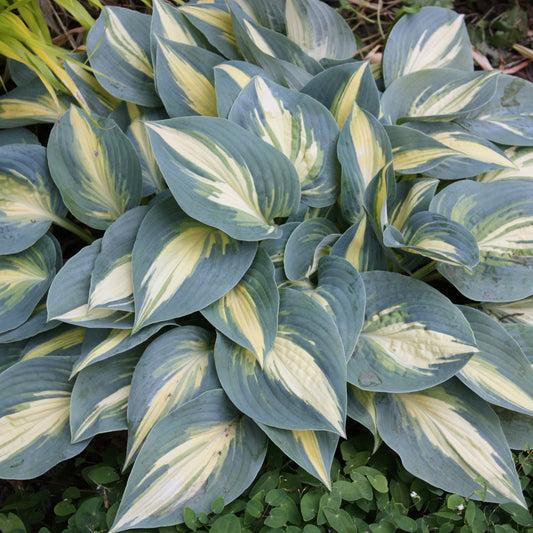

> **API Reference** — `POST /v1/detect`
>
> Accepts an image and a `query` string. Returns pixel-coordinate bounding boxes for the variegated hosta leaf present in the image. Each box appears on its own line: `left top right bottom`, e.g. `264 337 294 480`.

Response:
47 240 134 329
259 221 299 283
347 385 380 451
48 106 142 230
229 76 340 207
301 62 380 128
285 0 356 61
349 271 477 392
0 356 88 479
132 196 257 331
125 326 219 467
89 206 149 313
287 203 337 224
64 53 121 117
457 306 533 416
257 423 338 489
338 102 394 224
458 75 533 146
201 248 278 367
87 7 159 107
493 406 533 451
214 288 347 435
381 69 499 125
478 147 533 183
0 341 23 373
284 218 338 281
382 7 472 88
0 299 58 344
0 127 39 146
330 214 388 272
375 379 525 505
0 79 72 128
72 322 171 375
214 60 274 119
0 144 67 254
181 2 242 60
383 211 480 268
146 117 300 241
70 349 140 443
230 0 286 33
0 234 59 334
504 323 533 363
154 38 223 118
110 102 168 196
388 178 439 231
403 121 515 180
20 324 85 360
430 180 533 301
151 0 208 56
109 389 267 532
385 125 456 175
227 0 322 90
297 256 366 361
8 59 37 86
481 298 533 326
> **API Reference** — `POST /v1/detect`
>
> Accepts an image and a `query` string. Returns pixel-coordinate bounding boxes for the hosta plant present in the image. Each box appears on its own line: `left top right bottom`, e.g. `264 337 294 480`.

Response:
1 1 533 530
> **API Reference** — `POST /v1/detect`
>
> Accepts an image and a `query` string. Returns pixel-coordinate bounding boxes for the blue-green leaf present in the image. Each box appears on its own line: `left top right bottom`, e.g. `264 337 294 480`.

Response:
125 326 219 466
214 288 347 435
330 214 388 272
0 80 72 128
0 235 59 334
478 147 533 183
109 390 267 532
47 240 134 329
457 306 533 416
284 218 338 280
181 2 242 60
284 0 357 61
146 117 300 241
64 52 121 117
89 206 149 313
458 75 533 146
214 60 274 119
382 7 472 87
48 105 142 230
20 324 85 360
70 350 140 442
73 322 171 375
430 180 533 301
0 356 88 479
132 196 257 331
402 121 515 180
0 128 39 146
381 69 499 124
0 144 67 254
383 211 480 268
87 7 159 106
109 102 168 196
301 61 380 128
154 38 223 118
376 379 525 505
201 248 278 367
257 423 338 489
227 0 321 90
337 102 394 224
349 271 477 392
229 76 340 207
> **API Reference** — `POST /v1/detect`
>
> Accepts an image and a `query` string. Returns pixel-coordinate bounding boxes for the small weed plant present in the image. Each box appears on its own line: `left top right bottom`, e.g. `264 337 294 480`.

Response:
0 0 532 531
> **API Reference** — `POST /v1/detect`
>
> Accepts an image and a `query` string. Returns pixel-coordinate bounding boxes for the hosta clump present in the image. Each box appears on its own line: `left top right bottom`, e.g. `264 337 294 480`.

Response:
1 1 533 530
